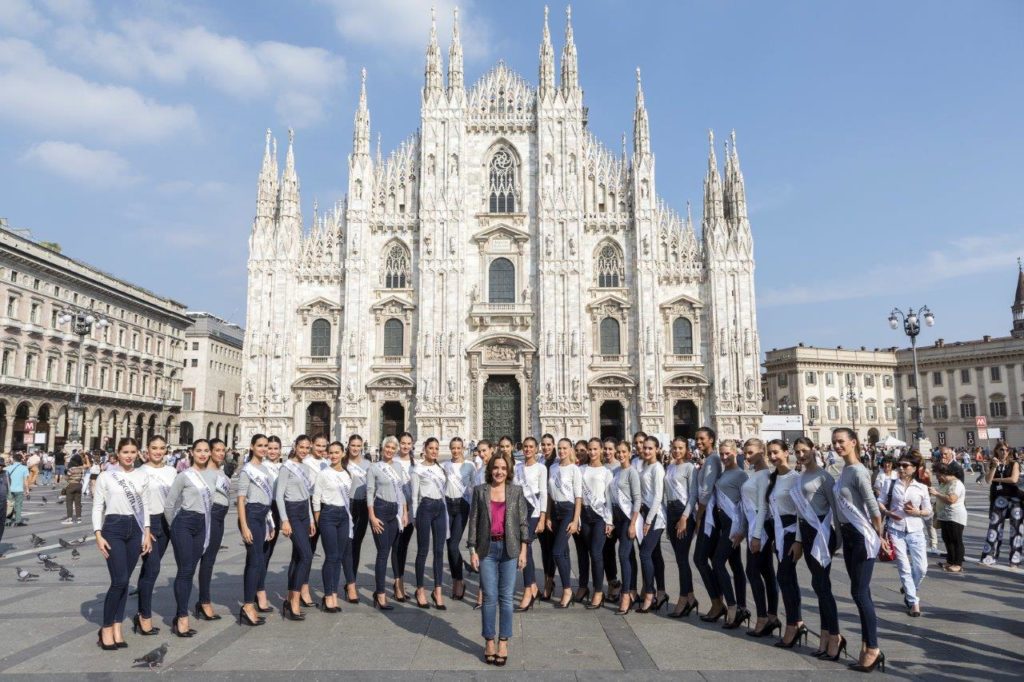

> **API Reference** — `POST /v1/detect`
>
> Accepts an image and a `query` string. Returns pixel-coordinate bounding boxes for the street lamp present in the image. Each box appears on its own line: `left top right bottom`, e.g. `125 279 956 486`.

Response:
888 305 934 444
845 387 862 434
58 308 110 450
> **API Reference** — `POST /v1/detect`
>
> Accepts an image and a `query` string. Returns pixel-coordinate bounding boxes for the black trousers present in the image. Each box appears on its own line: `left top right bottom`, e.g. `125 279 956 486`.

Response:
939 519 965 567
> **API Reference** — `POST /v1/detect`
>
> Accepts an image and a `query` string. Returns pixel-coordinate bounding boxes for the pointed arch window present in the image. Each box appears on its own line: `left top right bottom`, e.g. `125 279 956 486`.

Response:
672 317 693 355
488 148 517 213
600 317 621 356
310 319 331 357
384 243 410 288
489 258 515 303
597 243 623 288
383 319 404 357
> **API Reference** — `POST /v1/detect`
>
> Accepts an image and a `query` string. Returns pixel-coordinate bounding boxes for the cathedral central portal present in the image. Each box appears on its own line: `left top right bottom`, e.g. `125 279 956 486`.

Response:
481 375 521 443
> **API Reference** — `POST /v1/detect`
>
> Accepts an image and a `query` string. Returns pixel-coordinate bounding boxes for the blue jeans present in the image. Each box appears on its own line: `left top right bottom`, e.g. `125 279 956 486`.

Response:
551 502 575 589
638 505 664 596
579 507 607 593
350 497 369 582
243 503 271 603
480 541 515 640
891 527 927 606
446 497 470 582
666 501 695 595
841 523 878 649
319 504 354 595
285 501 313 592
170 510 206 618
372 499 399 594
101 515 142 626
40 469 53 486
522 503 538 588
613 506 638 592
137 514 170 618
198 503 228 604
415 497 447 588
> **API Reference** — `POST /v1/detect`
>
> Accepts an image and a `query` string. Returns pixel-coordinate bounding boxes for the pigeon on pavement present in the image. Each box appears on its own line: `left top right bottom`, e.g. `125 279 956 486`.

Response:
133 643 169 669
37 552 56 562
31 534 46 547
71 549 81 560
58 538 73 549
41 497 48 504
42 558 61 572
16 568 39 582
59 566 74 581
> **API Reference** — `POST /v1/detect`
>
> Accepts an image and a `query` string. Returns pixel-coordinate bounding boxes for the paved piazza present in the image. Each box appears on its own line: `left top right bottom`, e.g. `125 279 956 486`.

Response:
1 472 1021 681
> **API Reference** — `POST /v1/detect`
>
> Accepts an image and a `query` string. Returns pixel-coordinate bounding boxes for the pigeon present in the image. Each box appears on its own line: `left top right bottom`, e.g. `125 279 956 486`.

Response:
71 536 88 546
37 552 55 562
31 534 46 547
59 566 74 581
42 558 61 572
133 643 168 669
58 538 73 549
41 496 48 504
16 568 39 582
71 549 80 560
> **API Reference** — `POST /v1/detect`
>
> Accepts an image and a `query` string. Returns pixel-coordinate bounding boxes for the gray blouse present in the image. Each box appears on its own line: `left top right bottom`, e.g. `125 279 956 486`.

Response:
238 463 273 506
798 468 837 518
347 459 369 500
835 463 881 525
665 461 698 517
275 462 314 518
715 467 748 505
696 453 723 506
366 461 404 505
164 468 219 524
614 465 642 511
211 469 231 506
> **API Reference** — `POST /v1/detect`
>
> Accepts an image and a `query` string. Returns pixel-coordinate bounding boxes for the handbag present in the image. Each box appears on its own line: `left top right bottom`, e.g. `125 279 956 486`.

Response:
877 480 897 562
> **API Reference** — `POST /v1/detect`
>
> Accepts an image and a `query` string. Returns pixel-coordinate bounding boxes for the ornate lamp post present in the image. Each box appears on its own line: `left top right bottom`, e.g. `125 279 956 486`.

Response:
888 305 934 444
58 308 110 451
845 386 862 434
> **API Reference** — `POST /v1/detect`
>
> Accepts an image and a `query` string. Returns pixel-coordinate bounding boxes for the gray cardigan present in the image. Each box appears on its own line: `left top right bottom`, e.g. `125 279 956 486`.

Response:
466 482 529 560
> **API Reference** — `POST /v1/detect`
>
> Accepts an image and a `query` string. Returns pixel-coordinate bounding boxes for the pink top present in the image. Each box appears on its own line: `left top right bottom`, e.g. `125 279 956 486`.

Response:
489 500 506 536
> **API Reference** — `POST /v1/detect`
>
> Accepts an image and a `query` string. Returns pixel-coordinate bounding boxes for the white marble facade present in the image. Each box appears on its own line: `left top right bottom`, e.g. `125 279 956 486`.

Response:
241 8 762 447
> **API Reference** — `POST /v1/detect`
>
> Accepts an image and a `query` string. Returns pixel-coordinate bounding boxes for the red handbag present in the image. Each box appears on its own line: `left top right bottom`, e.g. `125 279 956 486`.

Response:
877 482 897 562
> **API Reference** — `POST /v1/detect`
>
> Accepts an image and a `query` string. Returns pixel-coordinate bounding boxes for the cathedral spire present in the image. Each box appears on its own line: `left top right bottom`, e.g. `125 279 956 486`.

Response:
424 6 443 99
560 5 579 95
447 6 464 97
278 128 302 236
633 67 650 158
703 129 724 226
256 128 277 223
725 129 748 223
538 5 555 99
1012 257 1024 338
352 67 370 158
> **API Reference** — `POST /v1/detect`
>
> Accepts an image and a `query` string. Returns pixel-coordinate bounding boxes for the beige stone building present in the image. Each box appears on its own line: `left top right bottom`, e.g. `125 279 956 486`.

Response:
0 221 189 452
762 344 900 445
179 312 245 448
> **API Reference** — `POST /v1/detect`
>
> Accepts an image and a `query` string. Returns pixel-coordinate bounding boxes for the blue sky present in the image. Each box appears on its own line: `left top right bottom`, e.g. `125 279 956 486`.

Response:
1 0 1022 353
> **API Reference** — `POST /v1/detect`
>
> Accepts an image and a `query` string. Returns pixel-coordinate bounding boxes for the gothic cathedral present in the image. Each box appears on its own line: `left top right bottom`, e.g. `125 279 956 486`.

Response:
241 8 762 447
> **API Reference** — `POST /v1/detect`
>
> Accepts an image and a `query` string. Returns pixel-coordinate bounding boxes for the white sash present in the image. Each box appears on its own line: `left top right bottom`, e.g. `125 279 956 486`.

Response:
420 464 450 541
581 470 610 523
552 464 574 501
243 463 275 539
666 464 690 507
833 478 882 558
329 469 354 539
215 473 231 501
769 491 798 563
109 471 145 532
703 491 717 537
716 493 742 534
380 462 407 530
443 461 468 501
284 460 312 497
742 497 768 546
514 463 541 518
614 470 644 543
789 486 833 568
185 469 213 552
347 461 367 498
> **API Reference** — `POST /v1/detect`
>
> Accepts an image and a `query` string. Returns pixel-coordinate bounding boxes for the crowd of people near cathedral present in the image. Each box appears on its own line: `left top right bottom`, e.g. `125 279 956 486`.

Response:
7 425 1021 673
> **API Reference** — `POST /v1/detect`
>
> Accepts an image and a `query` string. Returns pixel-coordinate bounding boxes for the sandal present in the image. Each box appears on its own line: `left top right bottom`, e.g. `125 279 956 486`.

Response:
483 638 496 665
495 638 509 667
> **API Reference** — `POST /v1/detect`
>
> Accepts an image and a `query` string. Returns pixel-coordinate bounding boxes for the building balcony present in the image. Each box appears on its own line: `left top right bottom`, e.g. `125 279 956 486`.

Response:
372 355 412 371
590 353 630 369
297 355 341 371
664 353 701 367
468 302 533 331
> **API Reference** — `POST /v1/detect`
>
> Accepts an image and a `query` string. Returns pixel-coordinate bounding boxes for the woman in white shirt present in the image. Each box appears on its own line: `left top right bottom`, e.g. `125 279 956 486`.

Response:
637 436 668 613
882 452 932 617
313 441 354 613
412 437 448 609
93 437 153 650
443 437 476 601
344 434 369 603
134 435 175 636
547 437 582 608
393 431 417 601
579 438 614 609
740 438 779 637
513 436 548 611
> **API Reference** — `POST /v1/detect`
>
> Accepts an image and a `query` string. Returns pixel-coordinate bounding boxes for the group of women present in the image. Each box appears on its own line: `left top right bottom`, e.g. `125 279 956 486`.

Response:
91 426 890 673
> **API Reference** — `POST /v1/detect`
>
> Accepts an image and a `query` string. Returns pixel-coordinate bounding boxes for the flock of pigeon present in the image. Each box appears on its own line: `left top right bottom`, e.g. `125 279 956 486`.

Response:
14 533 87 583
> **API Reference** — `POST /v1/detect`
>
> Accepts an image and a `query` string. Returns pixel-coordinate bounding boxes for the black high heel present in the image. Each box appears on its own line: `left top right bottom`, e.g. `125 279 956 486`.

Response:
574 587 590 603
635 597 657 614
96 628 118 651
515 595 536 613
747 619 782 637
824 635 848 662
431 593 447 611
132 613 160 635
255 601 274 613
483 638 496 665
494 638 509 667
585 597 604 610
115 640 128 649
237 608 265 626
393 581 408 602
615 595 633 616
281 601 305 621
319 597 341 614
171 619 196 638
654 594 669 611
774 624 809 648
300 597 315 608
372 593 394 611
415 591 430 609
556 595 574 609
194 602 221 621
700 606 727 622
723 607 751 630
849 651 885 673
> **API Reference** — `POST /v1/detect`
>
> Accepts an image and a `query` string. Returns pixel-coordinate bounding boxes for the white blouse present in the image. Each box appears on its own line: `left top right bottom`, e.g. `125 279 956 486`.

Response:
139 464 176 516
515 461 549 518
92 468 151 532
312 467 353 512
548 461 583 504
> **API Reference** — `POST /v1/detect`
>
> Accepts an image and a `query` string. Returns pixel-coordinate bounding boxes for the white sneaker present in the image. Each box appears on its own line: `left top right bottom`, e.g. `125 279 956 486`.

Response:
61 518 74 525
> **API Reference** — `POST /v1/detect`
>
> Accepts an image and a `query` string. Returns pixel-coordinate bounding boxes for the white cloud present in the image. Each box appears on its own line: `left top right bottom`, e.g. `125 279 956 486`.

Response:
53 20 345 126
0 38 197 143
0 0 50 35
40 0 95 23
760 231 1024 307
21 141 140 188
319 0 491 59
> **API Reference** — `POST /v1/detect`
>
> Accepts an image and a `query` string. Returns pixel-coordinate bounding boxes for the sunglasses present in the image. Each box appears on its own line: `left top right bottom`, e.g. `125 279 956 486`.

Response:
897 462 915 468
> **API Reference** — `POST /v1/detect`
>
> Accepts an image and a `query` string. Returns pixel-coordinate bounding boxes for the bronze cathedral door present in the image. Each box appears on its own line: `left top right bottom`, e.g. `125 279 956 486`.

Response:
482 375 521 443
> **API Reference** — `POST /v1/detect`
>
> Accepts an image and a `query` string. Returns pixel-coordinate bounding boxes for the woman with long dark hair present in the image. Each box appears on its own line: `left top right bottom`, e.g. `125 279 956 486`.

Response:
765 438 806 648
134 435 174 636
412 437 448 609
612 439 641 614
513 436 548 611
367 435 408 610
344 434 369 602
443 436 475 600
93 437 152 650
537 433 557 601
740 438 779 636
637 436 667 613
547 437 582 609
238 433 273 626
260 435 283 609
313 441 354 613
163 439 218 637
832 427 888 673
275 435 317 620
665 436 698 618
196 438 231 621
392 432 416 601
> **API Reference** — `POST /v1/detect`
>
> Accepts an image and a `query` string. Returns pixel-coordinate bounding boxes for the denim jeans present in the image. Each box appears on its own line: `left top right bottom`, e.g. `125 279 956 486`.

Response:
612 506 638 592
101 515 143 626
446 498 470 582
638 505 664 596
285 500 313 591
521 503 538 588
170 510 206 618
551 502 575 589
243 503 272 603
480 541 515 640
319 504 353 595
372 499 399 594
799 518 838 634
198 503 229 604
841 523 878 649
712 509 746 608
415 497 447 588
350 497 369 583
890 527 927 606
137 514 170 618
579 507 608 594
694 511 721 600
666 501 695 595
